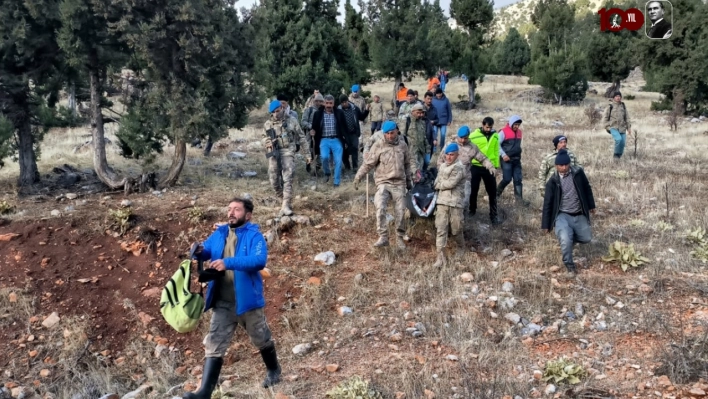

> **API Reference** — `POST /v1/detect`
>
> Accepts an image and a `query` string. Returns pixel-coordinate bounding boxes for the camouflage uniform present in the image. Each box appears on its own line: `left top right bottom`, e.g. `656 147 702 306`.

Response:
354 135 413 248
433 159 466 266
301 105 321 171
537 148 581 194
349 93 368 149
405 116 431 173
397 100 421 121
437 141 494 213
263 115 310 215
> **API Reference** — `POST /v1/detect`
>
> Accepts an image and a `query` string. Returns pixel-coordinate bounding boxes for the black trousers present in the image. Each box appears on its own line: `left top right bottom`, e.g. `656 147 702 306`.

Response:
469 165 498 218
342 134 360 170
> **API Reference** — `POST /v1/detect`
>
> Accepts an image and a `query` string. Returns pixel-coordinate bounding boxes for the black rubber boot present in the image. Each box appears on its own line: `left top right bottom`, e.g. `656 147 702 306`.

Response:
514 184 530 207
260 344 282 388
183 357 223 399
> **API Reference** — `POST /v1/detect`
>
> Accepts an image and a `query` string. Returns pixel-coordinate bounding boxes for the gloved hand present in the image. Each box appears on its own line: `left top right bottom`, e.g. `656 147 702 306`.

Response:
487 166 496 177
353 179 360 190
264 137 273 149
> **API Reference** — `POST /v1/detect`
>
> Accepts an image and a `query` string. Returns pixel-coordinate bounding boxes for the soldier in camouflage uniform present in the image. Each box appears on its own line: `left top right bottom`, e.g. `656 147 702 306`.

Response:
302 93 324 174
349 85 367 149
438 126 496 217
404 103 431 179
537 135 581 196
433 143 467 268
353 120 413 250
263 100 311 217
398 89 422 121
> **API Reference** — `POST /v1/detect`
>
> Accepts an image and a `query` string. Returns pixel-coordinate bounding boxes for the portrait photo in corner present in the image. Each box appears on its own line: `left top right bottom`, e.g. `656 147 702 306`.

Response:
645 0 673 39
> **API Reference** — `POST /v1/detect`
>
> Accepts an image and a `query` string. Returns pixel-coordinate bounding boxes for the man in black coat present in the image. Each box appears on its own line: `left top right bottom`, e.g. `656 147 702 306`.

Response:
338 94 369 171
422 91 439 169
646 1 672 39
311 94 348 186
541 150 596 278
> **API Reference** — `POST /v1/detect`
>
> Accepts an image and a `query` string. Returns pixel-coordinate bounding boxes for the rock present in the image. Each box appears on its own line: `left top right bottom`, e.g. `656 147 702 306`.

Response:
460 272 474 282
501 282 514 292
98 395 119 399
120 200 132 207
551 121 564 127
605 296 616 305
691 118 701 123
565 311 576 320
638 283 653 294
325 364 339 373
500 249 513 258
414 322 427 334
412 331 423 338
354 274 363 282
39 369 51 378
292 215 310 225
575 303 585 316
120 384 152 399
594 321 608 331
314 251 336 266
65 193 78 200
504 313 521 324
390 333 402 342
8 292 17 303
307 277 321 286
657 375 672 388
404 311 414 320
138 312 155 327
42 312 60 329
424 389 435 399
689 388 706 396
338 306 353 316
533 370 543 380
567 323 584 334
407 284 418 295
50 209 61 217
544 384 556 394
446 354 459 361
247 141 262 151
242 171 257 178
228 151 247 159
549 266 560 272
395 393 406 399
64 206 75 212
614 301 625 309
154 344 167 357
292 343 312 355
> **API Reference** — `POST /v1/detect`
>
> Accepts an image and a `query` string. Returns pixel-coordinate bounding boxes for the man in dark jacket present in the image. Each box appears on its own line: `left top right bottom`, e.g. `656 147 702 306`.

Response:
541 150 596 278
431 88 452 152
338 94 369 171
311 94 348 187
187 197 278 399
423 91 439 169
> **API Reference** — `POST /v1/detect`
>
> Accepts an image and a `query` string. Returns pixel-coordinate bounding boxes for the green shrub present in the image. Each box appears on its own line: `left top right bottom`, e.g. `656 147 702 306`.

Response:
543 358 586 385
602 241 650 272
326 376 383 399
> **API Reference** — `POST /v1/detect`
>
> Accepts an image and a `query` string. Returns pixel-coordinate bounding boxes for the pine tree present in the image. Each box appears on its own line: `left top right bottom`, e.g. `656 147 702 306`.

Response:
497 28 531 75
529 0 575 61
253 0 366 107
635 0 708 113
528 45 588 104
0 0 62 185
449 0 494 108
345 0 370 63
58 0 130 189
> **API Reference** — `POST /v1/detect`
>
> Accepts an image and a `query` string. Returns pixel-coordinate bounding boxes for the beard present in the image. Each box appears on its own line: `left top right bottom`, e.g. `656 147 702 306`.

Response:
228 215 247 229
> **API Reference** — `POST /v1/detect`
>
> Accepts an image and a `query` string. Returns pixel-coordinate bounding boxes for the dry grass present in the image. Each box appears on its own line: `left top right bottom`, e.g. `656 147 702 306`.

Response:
2 74 708 398
0 288 35 327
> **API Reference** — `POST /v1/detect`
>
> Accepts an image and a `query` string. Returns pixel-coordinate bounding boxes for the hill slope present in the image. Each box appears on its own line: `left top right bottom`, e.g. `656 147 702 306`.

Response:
492 0 605 38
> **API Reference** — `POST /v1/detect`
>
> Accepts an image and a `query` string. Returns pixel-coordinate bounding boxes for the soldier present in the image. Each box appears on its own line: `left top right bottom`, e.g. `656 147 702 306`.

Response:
353 120 413 249
398 89 421 120
302 93 325 174
432 143 467 268
537 135 581 195
438 126 495 217
404 103 431 178
277 94 298 120
363 111 398 156
263 100 311 216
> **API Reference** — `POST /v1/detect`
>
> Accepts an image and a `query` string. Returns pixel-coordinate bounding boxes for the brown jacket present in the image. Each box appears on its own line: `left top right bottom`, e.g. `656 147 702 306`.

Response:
602 101 631 133
434 160 466 208
355 136 413 187
349 94 367 117
369 102 385 122
263 115 310 157
437 141 494 179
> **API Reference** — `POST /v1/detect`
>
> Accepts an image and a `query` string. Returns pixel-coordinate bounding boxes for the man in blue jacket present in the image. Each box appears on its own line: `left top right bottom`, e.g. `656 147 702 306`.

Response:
431 88 452 152
185 197 278 399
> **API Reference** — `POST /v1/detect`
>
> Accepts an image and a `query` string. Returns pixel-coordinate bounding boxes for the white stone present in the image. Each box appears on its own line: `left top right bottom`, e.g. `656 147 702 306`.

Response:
544 384 556 394
314 251 336 266
501 282 514 292
292 343 312 355
120 199 132 207
50 209 61 217
65 193 78 200
504 313 521 324
42 312 60 329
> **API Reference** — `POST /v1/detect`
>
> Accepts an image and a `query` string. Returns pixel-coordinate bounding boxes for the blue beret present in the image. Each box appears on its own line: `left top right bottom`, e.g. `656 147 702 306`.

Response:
445 143 459 153
352 84 360 92
457 126 471 137
268 100 282 113
382 120 397 133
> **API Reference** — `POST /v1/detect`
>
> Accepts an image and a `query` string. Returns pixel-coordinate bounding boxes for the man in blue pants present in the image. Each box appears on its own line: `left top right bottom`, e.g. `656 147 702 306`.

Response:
602 92 632 160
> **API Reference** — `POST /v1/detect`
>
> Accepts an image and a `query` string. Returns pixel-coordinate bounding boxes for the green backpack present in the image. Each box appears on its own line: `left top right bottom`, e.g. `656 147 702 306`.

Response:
160 259 204 333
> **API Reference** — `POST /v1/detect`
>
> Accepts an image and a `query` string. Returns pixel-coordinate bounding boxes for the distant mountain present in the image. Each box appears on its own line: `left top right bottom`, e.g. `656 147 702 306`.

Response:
492 0 605 38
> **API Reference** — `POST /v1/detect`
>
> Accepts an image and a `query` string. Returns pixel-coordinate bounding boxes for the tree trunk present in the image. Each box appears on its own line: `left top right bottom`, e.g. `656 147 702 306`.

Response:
604 79 621 98
68 82 76 117
158 138 186 188
89 58 126 190
16 113 39 186
392 77 401 111
467 80 476 110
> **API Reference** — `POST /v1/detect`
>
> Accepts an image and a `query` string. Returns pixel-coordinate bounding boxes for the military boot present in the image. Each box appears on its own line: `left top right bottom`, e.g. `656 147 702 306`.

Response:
373 236 389 247
455 234 466 258
396 236 407 250
278 198 293 217
432 251 447 268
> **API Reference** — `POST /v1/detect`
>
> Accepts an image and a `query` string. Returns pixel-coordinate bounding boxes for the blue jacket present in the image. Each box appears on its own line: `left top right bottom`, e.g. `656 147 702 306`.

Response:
198 222 268 315
431 95 452 126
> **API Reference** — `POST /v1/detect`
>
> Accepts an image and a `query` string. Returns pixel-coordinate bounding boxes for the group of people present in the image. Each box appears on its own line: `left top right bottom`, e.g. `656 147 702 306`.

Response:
180 87 635 399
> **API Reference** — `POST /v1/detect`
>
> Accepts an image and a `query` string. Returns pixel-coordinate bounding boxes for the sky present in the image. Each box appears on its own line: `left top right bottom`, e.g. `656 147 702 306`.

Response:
235 0 521 20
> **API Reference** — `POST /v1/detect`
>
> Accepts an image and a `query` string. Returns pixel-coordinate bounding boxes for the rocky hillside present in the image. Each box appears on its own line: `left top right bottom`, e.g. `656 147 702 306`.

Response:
492 0 605 38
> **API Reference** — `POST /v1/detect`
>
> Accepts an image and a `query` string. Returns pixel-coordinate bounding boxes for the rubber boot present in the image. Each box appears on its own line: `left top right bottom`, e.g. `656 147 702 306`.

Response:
259 344 282 388
183 357 223 399
432 251 447 268
514 184 530 207
278 199 293 217
373 236 389 247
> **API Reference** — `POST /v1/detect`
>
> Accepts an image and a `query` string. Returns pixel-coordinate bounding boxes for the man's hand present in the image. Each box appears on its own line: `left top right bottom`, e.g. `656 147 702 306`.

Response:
306 157 312 164
209 259 226 271
264 137 273 149
415 169 422 183
502 155 510 162
433 140 437 146
310 129 315 136
487 166 496 177
353 179 360 190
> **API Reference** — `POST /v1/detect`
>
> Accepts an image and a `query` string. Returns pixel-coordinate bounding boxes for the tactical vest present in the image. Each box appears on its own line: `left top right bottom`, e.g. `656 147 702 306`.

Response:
470 129 500 168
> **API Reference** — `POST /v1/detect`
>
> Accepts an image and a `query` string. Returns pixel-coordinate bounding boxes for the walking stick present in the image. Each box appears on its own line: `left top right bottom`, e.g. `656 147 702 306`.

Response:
366 173 370 217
